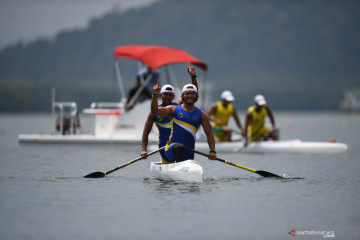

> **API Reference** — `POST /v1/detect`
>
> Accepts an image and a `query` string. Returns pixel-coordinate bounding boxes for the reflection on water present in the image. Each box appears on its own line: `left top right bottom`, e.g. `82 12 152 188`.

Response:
143 177 203 193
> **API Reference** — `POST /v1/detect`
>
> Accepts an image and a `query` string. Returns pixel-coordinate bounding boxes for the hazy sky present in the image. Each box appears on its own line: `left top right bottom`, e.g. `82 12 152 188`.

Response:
0 0 159 48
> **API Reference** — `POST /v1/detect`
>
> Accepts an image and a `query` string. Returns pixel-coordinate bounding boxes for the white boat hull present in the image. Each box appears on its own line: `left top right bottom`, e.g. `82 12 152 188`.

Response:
18 133 157 145
18 100 158 145
193 139 348 154
150 160 203 182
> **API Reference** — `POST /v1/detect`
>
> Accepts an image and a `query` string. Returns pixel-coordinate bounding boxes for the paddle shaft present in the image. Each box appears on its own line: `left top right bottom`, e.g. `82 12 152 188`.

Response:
84 147 164 178
184 147 282 178
184 147 256 172
106 147 165 175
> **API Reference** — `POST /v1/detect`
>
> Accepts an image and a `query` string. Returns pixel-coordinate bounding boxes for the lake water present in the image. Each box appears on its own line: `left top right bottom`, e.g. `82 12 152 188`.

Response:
0 112 360 240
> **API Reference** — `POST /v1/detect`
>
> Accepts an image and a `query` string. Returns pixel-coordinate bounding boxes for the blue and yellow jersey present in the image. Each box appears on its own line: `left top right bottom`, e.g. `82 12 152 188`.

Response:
168 104 202 160
154 102 177 162
154 102 177 147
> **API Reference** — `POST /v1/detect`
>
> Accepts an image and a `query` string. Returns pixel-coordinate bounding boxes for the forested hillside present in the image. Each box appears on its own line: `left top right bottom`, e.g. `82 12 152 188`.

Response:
1 0 359 112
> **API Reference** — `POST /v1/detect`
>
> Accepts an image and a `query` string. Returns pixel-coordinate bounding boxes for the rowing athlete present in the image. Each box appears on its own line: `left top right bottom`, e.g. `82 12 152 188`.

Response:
207 90 243 142
243 94 277 147
141 63 199 163
151 82 216 162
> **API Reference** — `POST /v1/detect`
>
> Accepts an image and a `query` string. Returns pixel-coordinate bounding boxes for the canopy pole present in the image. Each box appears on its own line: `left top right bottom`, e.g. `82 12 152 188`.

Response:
51 88 56 134
114 59 126 102
167 65 181 98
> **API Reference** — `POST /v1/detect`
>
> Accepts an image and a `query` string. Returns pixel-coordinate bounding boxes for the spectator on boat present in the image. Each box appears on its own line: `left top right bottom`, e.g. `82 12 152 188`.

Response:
151 82 216 163
126 67 160 110
243 94 278 147
137 66 160 96
127 77 151 105
141 63 199 163
207 90 243 142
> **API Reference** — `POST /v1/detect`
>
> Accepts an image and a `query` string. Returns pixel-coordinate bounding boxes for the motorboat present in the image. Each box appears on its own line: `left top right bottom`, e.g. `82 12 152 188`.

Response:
18 45 208 144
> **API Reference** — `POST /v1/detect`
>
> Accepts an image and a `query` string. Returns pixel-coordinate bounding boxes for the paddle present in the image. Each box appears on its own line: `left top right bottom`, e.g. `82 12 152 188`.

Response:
84 147 165 178
184 147 283 178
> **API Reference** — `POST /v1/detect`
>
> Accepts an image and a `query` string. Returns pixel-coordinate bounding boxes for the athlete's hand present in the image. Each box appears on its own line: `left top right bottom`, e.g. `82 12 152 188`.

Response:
215 119 222 126
153 80 161 95
188 62 196 77
208 152 217 160
141 150 148 159
243 138 248 147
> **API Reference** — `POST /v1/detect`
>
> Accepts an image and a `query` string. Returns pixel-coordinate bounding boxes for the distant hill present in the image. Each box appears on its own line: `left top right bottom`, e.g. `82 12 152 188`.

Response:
1 0 360 112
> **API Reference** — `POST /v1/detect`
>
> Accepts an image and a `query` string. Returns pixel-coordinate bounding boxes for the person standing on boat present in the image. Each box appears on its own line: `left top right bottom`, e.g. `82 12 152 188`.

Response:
137 67 160 97
207 90 243 142
243 94 278 147
141 63 199 163
151 82 217 162
126 67 160 110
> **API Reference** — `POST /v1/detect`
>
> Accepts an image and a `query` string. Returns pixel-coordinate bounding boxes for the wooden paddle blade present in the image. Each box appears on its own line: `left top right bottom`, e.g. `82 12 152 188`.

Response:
255 170 283 178
84 172 106 178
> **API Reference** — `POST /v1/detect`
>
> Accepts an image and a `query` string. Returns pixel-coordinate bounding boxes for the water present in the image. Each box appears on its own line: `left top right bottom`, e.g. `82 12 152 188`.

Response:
1 112 360 240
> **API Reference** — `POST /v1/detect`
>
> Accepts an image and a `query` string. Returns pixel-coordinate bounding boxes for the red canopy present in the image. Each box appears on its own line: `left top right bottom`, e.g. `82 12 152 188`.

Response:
113 45 208 71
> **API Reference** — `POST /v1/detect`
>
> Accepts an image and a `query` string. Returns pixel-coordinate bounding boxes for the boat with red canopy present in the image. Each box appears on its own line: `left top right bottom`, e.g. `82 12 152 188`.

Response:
18 45 208 144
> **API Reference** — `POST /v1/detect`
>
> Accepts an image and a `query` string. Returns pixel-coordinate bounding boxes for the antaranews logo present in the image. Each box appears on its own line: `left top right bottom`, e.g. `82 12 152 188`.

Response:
288 229 296 237
288 229 335 238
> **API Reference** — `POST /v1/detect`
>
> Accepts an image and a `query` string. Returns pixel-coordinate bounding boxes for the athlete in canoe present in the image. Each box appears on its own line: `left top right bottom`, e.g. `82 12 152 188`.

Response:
243 94 278 147
141 63 199 163
151 81 216 162
207 90 243 142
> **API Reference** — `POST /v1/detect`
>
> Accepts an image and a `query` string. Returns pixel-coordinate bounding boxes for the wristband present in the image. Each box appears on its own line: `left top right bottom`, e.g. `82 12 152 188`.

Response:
209 150 216 154
191 75 197 78
152 94 158 98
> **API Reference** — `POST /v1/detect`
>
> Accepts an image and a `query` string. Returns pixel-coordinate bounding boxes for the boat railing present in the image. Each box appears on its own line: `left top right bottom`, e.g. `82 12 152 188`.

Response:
89 102 124 109
52 101 79 135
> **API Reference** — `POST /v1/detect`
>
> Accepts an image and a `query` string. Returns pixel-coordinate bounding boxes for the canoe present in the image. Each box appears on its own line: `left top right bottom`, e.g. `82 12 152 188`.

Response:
150 160 203 182
193 139 348 154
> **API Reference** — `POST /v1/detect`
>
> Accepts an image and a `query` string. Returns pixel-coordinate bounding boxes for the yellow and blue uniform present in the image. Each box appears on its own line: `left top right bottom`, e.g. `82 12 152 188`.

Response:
247 105 271 142
165 105 202 162
154 102 177 163
212 101 234 142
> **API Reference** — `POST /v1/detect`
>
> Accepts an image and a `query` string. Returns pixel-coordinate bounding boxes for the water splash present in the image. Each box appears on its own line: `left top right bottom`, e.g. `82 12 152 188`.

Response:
281 173 290 178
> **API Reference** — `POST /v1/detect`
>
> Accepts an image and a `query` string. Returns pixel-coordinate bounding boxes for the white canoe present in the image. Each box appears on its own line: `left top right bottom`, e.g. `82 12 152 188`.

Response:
150 160 203 182
194 139 348 154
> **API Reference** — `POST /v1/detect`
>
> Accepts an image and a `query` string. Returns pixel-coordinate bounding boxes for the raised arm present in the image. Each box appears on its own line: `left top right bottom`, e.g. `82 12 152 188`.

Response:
201 112 217 160
151 80 175 117
188 63 198 90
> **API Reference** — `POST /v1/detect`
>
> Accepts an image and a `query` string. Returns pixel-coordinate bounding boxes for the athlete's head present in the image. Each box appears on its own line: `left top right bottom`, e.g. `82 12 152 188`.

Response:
181 84 198 104
160 84 175 105
221 90 235 102
254 94 266 106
